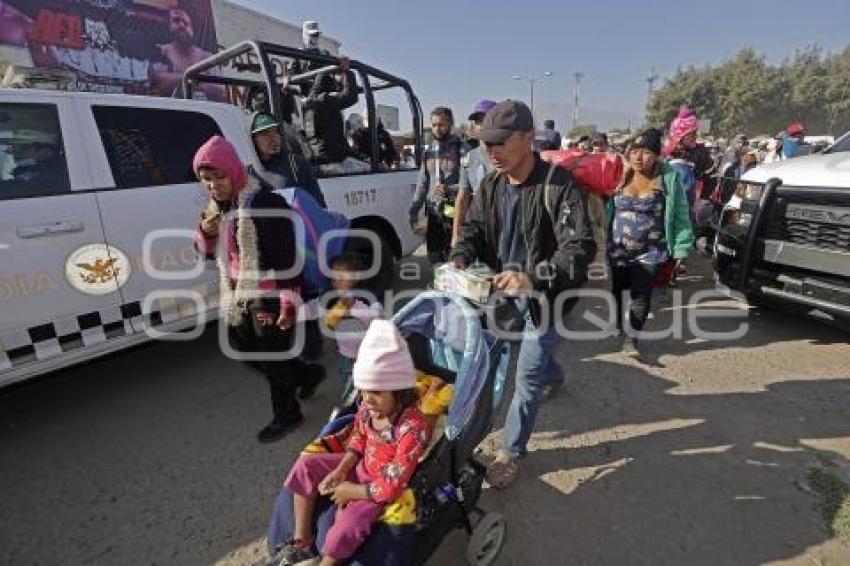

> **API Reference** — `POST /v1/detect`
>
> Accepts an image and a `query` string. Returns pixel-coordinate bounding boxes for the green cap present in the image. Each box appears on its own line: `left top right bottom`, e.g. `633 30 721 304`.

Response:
251 113 280 134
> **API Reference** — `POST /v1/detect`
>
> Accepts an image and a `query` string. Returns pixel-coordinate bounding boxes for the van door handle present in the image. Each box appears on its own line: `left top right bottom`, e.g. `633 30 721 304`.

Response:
16 220 85 239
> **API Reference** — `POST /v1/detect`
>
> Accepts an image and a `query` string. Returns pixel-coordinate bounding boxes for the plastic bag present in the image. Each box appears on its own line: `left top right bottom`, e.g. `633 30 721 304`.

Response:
540 150 623 197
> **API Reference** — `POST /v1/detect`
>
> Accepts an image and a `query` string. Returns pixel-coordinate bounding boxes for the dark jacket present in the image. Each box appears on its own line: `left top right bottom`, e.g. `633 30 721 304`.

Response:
351 123 399 168
451 155 597 325
683 144 714 180
303 70 359 164
409 135 465 218
260 151 326 208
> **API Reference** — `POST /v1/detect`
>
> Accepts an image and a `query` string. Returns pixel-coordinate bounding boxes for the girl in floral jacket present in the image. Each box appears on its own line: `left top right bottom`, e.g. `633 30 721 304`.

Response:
280 320 431 565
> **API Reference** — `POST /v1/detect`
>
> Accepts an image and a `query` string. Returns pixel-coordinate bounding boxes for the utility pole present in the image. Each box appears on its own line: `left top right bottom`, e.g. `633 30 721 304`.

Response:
513 72 552 120
646 68 659 101
572 71 584 129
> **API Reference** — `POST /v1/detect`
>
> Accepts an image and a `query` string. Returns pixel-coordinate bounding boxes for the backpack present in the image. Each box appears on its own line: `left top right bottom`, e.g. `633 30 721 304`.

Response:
271 187 350 296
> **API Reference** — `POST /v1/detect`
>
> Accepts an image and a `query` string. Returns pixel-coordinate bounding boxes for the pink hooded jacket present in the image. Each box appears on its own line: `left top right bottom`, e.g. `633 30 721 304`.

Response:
193 136 301 317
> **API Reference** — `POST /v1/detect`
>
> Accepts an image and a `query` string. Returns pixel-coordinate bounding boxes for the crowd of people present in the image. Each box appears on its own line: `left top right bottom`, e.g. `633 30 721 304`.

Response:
190 47 824 561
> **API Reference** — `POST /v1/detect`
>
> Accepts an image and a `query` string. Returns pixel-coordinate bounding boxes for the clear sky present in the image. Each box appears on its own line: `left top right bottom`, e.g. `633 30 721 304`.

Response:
235 0 850 131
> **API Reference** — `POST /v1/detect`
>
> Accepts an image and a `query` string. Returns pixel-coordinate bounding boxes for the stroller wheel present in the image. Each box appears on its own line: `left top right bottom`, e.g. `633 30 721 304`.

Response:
466 511 506 566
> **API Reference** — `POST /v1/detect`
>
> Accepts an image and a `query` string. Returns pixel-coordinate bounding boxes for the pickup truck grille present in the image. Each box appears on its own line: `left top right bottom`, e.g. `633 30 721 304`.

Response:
764 199 850 253
771 219 850 251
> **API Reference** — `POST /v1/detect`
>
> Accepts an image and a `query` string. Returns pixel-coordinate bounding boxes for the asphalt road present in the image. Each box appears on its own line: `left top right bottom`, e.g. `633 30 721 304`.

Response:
1 256 849 566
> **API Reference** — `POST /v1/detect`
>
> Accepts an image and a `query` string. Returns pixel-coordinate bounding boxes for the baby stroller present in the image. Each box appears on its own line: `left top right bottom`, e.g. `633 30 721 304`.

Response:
266 291 511 565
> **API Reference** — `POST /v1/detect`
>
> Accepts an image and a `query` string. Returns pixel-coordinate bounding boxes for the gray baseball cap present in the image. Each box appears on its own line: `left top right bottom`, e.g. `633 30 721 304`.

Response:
478 100 534 144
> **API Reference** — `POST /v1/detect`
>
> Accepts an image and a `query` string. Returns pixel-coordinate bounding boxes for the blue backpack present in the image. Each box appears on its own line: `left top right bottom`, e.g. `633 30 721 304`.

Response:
272 187 350 296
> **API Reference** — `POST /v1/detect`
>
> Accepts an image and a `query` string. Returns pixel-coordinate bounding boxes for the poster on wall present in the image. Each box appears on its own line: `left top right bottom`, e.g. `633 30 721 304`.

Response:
0 0 220 98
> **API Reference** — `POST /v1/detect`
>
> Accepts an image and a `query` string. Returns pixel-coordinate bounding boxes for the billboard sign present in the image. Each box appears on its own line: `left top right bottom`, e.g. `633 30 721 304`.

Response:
0 0 219 97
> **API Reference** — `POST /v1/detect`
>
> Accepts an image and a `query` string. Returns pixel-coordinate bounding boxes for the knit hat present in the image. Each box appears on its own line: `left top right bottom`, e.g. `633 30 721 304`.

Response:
352 320 415 391
630 128 663 156
669 106 699 142
787 122 805 136
193 135 247 193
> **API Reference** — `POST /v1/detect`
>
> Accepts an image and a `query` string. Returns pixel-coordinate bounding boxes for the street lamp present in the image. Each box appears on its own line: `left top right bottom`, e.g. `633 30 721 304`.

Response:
513 71 553 118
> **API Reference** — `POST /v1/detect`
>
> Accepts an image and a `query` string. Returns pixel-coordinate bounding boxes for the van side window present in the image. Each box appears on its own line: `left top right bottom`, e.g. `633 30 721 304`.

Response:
0 103 70 200
92 106 222 189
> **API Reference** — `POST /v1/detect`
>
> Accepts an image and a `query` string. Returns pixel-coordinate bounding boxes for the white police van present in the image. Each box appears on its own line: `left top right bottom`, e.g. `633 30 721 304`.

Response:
0 47 423 387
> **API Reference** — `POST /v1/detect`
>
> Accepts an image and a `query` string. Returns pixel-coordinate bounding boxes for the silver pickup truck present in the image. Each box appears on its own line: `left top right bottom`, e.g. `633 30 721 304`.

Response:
713 133 850 325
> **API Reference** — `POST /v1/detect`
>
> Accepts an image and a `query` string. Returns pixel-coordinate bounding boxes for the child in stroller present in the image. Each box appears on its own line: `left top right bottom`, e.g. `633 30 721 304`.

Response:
267 292 511 565
277 320 431 565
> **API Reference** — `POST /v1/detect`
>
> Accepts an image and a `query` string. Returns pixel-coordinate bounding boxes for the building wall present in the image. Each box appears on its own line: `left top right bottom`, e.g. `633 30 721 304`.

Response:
213 0 340 54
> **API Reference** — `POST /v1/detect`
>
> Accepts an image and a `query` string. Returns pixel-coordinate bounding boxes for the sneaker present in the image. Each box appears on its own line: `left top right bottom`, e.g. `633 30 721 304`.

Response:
486 451 520 489
540 380 564 402
621 337 640 357
257 412 304 443
298 364 326 400
278 539 319 565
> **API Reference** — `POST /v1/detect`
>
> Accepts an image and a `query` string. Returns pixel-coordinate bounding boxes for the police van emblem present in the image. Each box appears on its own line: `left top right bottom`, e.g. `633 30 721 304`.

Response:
65 244 131 295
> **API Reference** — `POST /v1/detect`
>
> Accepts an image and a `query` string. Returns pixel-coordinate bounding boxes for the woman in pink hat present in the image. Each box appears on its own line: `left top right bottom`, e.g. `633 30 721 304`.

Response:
193 135 325 443
664 106 716 204
278 320 431 565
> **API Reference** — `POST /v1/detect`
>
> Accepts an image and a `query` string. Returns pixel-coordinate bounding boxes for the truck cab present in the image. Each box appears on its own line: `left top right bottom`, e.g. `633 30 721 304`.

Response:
713 132 850 324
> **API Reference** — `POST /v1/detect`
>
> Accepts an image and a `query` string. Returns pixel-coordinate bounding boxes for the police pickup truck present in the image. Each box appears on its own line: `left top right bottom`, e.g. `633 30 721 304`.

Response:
0 44 424 387
713 132 850 325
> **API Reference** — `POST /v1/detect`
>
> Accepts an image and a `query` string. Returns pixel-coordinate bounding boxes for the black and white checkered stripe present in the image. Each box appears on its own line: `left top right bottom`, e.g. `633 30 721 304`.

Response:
0 285 216 373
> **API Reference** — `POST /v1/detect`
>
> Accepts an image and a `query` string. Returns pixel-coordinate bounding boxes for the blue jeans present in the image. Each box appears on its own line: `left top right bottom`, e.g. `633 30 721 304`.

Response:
502 311 563 458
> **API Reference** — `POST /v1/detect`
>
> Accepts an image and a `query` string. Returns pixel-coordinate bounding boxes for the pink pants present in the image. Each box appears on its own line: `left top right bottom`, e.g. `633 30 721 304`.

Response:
284 452 384 560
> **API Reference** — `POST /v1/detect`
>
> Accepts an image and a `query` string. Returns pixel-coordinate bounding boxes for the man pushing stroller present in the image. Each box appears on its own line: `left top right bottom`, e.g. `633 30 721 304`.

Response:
451 100 596 488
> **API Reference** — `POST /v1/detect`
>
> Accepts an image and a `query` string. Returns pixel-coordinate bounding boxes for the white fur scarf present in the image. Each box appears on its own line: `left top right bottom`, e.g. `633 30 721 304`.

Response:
215 175 264 326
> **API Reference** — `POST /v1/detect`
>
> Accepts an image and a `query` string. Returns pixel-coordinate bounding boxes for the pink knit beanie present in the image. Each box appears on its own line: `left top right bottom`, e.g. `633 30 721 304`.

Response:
353 320 415 391
669 106 699 143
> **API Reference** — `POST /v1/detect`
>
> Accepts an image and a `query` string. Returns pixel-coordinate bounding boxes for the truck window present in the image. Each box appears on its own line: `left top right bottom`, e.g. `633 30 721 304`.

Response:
299 68 370 177
369 85 415 171
0 103 71 200
92 106 222 189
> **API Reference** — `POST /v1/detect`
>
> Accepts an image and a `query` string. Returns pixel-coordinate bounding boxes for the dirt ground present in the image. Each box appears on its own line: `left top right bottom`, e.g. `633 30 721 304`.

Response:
1 255 849 566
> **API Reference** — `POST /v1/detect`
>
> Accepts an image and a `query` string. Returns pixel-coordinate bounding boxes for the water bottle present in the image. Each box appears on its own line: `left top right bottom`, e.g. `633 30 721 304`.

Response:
433 483 456 504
